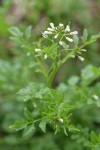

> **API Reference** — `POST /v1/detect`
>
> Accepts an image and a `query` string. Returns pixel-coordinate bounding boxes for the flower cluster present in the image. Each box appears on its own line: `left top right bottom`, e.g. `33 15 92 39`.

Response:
34 22 85 61
42 22 78 43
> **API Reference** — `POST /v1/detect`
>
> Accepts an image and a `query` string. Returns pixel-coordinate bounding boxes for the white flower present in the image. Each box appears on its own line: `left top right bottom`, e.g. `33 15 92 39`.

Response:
54 34 58 39
65 25 70 32
42 29 53 38
70 31 78 35
66 37 73 42
35 48 41 52
59 23 64 27
78 56 84 61
44 31 52 34
44 54 48 59
50 22 55 29
47 27 54 31
92 95 99 100
59 41 63 45
59 118 63 123
42 32 48 38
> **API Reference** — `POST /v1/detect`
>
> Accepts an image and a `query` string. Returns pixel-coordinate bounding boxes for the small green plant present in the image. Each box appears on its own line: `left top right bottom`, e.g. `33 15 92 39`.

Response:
9 23 100 148
87 131 100 150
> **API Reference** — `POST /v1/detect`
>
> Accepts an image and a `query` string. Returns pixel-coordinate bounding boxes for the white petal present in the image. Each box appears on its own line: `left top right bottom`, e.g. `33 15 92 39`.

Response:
70 31 78 35
66 37 73 42
50 22 55 29
78 56 84 61
54 34 58 39
59 23 64 27
42 32 48 38
44 31 52 34
47 28 54 31
65 25 70 32
44 54 48 59
59 41 63 45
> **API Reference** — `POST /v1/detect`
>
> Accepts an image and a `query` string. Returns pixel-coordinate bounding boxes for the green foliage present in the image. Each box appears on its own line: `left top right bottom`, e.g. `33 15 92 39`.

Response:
0 0 100 150
81 29 88 43
39 121 46 133
81 65 100 86
87 131 100 150
9 27 23 37
8 24 100 89
10 85 78 135
9 24 100 149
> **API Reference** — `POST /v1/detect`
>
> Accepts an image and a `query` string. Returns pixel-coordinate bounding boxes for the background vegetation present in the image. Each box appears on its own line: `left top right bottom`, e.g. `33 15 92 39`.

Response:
0 0 100 150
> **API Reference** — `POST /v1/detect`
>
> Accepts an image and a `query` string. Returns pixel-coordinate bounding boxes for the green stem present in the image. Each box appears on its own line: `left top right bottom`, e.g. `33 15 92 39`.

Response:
47 65 58 88
36 57 48 79
61 51 75 64
47 50 77 88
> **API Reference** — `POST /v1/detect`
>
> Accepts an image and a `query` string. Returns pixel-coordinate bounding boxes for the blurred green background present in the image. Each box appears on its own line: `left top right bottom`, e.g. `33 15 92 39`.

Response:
0 0 100 150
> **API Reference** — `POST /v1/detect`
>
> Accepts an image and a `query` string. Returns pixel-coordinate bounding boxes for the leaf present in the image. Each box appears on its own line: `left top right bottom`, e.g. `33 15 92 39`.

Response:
68 125 80 132
81 65 100 86
73 35 79 45
34 87 50 99
17 82 45 101
34 92 43 98
39 121 46 133
23 124 35 136
25 25 32 39
90 131 98 143
49 43 58 57
61 41 69 49
9 119 29 131
24 107 33 121
63 127 68 136
82 29 88 43
68 76 79 86
9 27 23 37
91 33 100 40
54 125 60 135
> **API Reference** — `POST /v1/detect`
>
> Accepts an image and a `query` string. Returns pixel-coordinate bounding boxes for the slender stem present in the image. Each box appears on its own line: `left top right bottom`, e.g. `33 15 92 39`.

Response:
47 65 58 88
80 39 96 49
61 51 75 64
36 57 48 79
47 49 77 88
47 34 65 88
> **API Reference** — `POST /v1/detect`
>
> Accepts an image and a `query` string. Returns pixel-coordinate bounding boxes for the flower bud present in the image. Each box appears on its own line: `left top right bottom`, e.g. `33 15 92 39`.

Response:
54 34 58 39
44 54 48 59
59 23 64 27
65 25 70 32
59 41 63 45
66 37 73 42
50 22 55 29
78 56 84 61
70 31 78 35
59 118 63 123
